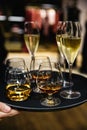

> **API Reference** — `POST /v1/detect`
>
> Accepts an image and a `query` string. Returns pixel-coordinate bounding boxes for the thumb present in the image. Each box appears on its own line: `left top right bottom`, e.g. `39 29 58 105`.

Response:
0 102 11 113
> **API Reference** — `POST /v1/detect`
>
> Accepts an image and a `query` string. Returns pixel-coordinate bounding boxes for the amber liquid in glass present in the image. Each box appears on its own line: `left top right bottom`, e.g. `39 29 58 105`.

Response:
6 83 32 101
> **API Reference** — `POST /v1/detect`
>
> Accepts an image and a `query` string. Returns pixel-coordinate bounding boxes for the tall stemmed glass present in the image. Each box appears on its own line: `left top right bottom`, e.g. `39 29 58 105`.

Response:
24 21 40 68
60 21 81 99
56 21 64 63
56 21 71 88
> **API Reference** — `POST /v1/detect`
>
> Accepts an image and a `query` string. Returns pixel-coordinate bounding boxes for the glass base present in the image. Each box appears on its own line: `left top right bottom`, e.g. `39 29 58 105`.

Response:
60 90 81 99
40 97 61 107
63 80 73 88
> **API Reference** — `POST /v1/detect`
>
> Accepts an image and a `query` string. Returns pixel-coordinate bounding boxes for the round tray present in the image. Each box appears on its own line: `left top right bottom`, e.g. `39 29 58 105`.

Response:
0 73 87 112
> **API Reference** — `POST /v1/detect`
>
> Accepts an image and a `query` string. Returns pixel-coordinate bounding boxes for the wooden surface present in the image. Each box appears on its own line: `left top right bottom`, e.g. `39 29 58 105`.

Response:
0 103 87 130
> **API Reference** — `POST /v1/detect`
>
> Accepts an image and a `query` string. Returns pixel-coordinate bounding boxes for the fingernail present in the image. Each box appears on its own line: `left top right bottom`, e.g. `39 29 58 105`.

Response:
3 105 11 112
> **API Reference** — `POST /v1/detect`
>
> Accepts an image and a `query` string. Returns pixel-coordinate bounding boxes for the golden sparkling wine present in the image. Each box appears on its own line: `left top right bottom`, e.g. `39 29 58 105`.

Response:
56 34 63 55
56 34 61 43
24 34 40 54
62 37 81 64
6 83 32 101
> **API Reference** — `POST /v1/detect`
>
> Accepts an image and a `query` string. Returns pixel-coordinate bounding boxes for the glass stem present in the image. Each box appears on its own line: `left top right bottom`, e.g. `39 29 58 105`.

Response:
62 58 66 87
61 56 66 86
63 57 66 73
30 55 35 70
47 93 53 100
69 63 72 87
32 55 35 60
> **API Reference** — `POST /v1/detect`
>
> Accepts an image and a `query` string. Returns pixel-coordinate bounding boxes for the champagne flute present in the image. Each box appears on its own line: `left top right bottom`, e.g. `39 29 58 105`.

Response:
56 21 71 88
5 58 32 101
60 21 81 99
37 62 63 106
24 21 40 68
56 21 64 62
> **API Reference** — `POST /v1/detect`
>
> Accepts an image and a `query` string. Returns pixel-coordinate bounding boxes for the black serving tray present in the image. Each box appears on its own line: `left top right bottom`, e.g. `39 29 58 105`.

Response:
0 73 87 112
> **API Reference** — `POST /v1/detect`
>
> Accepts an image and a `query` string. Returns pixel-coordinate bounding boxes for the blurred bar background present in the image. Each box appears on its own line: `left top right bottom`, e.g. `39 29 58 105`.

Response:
0 0 84 71
0 1 82 67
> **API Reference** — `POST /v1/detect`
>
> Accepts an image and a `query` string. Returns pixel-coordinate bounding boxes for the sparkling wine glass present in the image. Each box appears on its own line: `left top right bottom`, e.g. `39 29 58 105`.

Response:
60 21 81 99
37 62 63 106
5 58 31 101
56 21 71 88
24 21 40 68
30 56 51 93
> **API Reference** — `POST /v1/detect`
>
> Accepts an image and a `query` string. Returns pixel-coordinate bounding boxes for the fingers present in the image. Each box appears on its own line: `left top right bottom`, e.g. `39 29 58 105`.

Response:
7 109 19 117
0 109 19 119
0 102 19 119
0 102 11 113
